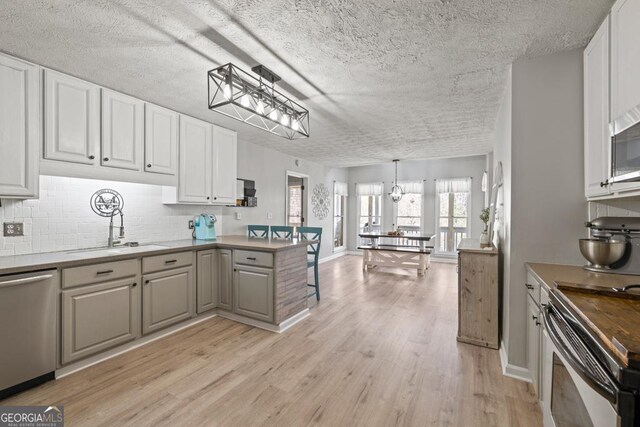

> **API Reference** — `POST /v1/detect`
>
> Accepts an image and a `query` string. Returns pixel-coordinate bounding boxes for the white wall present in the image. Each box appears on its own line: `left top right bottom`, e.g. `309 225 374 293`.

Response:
499 49 587 372
220 139 349 260
346 155 488 252
0 175 222 256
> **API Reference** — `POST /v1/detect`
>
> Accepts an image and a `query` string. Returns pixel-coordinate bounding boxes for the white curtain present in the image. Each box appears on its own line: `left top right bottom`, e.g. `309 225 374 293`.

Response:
398 180 423 194
356 182 383 196
334 181 349 196
435 177 472 193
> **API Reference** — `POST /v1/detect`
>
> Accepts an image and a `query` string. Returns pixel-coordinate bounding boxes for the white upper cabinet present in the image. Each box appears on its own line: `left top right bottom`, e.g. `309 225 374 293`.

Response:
584 16 611 198
44 70 100 165
178 115 212 203
145 103 178 176
0 54 39 198
611 0 640 120
211 126 237 204
101 89 144 171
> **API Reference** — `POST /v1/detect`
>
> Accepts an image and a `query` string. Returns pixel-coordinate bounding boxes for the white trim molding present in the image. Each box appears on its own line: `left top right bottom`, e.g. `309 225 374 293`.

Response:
499 339 532 382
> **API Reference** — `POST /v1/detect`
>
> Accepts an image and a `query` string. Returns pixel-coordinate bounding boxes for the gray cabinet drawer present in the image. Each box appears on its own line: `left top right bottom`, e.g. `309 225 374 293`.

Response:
234 250 273 268
62 259 138 289
142 251 193 274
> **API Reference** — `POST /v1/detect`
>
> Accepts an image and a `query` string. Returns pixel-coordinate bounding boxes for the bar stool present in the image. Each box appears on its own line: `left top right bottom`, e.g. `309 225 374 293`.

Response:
298 227 322 301
270 225 294 239
247 225 269 238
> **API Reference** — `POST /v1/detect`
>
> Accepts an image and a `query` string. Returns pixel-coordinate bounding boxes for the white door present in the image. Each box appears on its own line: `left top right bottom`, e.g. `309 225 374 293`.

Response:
611 0 640 120
211 126 237 204
584 16 611 198
179 115 212 203
44 70 100 165
144 103 178 175
101 89 144 171
0 54 39 198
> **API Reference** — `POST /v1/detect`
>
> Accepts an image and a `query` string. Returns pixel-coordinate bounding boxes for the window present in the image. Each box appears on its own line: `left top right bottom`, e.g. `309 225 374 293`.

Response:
356 183 383 239
333 182 348 251
394 181 423 235
435 178 471 254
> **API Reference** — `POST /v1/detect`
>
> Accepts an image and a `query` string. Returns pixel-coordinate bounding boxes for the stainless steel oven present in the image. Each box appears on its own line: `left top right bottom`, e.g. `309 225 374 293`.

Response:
541 293 639 427
609 104 640 184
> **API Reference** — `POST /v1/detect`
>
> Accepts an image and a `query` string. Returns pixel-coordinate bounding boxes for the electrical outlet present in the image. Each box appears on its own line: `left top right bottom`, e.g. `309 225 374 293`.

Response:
3 222 24 237
188 220 194 230
235 212 242 220
267 213 273 220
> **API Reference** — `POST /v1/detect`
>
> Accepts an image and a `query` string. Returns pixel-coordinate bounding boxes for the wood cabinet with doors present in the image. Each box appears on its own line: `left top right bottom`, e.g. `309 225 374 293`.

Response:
217 249 233 311
101 88 144 171
0 53 39 198
142 251 195 335
44 69 100 166
457 239 499 349
197 249 218 314
611 0 640 122
584 16 611 198
145 103 178 176
211 126 238 204
60 259 141 364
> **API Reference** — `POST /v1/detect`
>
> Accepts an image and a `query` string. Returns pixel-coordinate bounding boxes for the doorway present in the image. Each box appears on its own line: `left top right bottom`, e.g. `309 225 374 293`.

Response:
285 171 308 228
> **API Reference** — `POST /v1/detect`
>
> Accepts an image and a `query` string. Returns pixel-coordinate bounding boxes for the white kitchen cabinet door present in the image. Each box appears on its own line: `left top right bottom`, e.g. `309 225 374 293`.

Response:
145 103 178 176
611 0 640 121
0 54 39 198
44 70 100 165
101 89 144 171
584 16 611 198
178 115 212 203
211 126 237 204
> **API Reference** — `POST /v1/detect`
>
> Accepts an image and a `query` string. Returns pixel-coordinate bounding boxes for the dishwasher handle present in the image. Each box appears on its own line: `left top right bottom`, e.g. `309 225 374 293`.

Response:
0 274 53 289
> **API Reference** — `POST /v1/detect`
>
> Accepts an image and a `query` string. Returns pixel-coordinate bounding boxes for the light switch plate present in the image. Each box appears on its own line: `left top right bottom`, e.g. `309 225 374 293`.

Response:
267 213 273 220
3 222 24 237
235 212 242 220
188 220 194 230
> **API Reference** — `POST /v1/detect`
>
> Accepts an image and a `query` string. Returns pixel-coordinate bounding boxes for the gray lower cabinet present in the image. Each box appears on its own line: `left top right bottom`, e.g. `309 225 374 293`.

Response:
142 265 194 335
196 249 218 314
218 249 233 311
233 264 274 322
61 277 140 364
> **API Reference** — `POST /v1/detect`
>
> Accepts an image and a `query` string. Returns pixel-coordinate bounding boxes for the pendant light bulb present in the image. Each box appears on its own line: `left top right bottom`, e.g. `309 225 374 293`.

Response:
281 112 290 127
241 92 251 108
292 117 299 131
256 97 265 115
223 84 232 100
269 107 278 121
389 160 404 203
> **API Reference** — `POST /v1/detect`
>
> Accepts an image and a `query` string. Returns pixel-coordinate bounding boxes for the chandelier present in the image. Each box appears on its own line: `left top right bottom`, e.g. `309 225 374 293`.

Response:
389 159 404 203
208 63 310 139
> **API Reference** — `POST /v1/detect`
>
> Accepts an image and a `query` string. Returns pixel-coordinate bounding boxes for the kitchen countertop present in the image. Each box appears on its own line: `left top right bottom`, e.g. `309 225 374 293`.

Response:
527 262 640 367
0 236 313 276
457 238 498 254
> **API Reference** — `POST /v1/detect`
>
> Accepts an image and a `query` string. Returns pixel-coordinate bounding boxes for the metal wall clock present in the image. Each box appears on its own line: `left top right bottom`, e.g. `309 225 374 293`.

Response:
311 184 330 220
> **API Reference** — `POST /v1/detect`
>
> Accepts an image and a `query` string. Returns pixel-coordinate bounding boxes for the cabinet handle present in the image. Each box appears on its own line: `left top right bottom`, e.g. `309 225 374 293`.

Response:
96 269 113 275
132 282 137 287
234 268 237 272
147 164 152 168
214 197 217 200
103 157 110 162
206 196 210 200
532 315 538 321
600 180 609 188
535 320 541 326
526 284 534 290
246 257 257 261
165 259 177 264
145 280 150 284
88 155 95 160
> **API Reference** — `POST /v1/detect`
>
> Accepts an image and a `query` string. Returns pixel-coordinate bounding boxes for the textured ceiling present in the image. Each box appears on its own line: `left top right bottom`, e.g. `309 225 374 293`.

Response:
0 0 612 166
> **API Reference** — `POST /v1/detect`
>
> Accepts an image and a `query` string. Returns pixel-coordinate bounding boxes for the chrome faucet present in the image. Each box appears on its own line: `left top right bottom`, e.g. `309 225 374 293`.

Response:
108 210 125 247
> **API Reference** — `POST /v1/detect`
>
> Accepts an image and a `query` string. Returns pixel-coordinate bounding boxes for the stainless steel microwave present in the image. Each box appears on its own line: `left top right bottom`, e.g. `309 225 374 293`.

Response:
609 104 640 184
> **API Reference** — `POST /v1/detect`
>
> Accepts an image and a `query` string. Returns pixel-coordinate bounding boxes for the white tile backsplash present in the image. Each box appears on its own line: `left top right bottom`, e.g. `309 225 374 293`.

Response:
0 175 222 256
589 199 640 220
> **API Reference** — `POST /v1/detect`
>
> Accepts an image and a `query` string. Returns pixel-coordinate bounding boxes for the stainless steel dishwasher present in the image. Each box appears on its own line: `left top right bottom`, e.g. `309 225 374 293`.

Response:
0 270 57 399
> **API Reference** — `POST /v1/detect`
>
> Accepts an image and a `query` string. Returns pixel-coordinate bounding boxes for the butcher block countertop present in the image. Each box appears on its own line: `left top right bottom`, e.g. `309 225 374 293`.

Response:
527 262 640 368
0 236 313 276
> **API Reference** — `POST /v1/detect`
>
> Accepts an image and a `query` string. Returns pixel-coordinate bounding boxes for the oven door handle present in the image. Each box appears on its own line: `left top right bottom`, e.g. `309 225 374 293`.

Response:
542 305 618 403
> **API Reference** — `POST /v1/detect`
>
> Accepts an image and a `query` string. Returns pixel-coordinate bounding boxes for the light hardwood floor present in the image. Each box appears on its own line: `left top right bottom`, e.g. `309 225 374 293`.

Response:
1 255 542 426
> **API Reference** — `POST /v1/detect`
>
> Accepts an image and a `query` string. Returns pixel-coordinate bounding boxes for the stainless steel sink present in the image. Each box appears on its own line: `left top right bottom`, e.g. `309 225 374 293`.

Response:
67 244 169 258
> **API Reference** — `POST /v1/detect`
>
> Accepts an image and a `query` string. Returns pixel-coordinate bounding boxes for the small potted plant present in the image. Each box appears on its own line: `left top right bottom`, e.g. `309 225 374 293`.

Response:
479 208 491 248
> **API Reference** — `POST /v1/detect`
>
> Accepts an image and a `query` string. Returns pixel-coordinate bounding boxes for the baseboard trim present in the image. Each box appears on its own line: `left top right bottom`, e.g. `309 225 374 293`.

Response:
216 308 310 333
431 256 457 264
57 311 218 378
499 339 532 383
319 251 347 264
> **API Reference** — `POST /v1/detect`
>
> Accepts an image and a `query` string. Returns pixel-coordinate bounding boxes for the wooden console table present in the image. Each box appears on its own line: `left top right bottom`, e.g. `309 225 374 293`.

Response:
358 233 435 276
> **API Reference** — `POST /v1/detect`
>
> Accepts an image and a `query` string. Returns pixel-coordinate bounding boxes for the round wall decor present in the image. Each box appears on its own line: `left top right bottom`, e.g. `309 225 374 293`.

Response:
311 183 330 220
90 189 124 217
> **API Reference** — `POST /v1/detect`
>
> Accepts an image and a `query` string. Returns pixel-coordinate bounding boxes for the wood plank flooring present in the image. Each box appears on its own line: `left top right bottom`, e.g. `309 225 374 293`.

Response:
0 256 542 426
